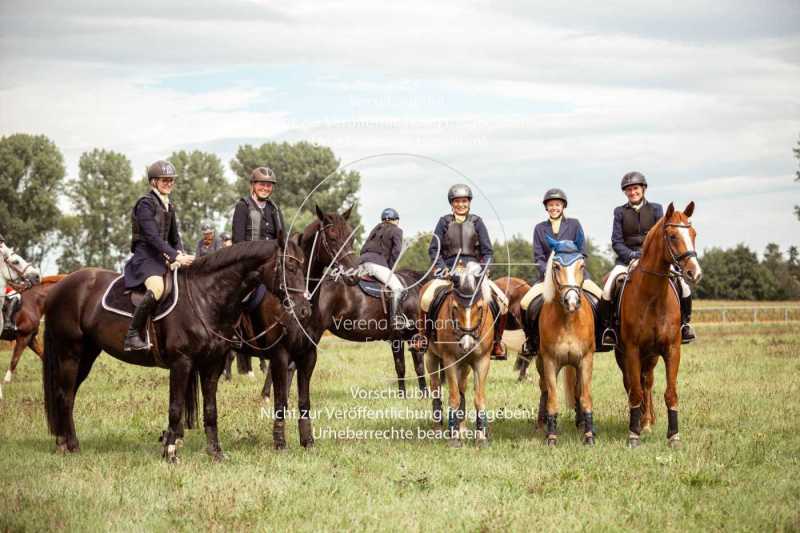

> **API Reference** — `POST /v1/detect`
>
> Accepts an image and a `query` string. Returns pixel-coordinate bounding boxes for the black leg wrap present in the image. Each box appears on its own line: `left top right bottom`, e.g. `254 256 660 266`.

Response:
432 398 443 424
583 411 594 436
545 413 558 436
457 393 466 422
629 405 642 435
667 409 679 439
447 409 458 434
476 410 489 435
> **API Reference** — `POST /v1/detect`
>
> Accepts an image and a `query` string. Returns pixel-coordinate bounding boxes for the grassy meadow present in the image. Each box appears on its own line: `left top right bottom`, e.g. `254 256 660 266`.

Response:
1 322 799 531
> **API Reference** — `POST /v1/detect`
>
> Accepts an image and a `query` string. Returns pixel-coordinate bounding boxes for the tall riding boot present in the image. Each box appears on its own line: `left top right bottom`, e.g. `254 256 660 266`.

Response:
521 295 543 357
680 294 696 344
124 290 157 352
2 298 17 336
491 313 508 360
599 298 617 347
390 292 413 331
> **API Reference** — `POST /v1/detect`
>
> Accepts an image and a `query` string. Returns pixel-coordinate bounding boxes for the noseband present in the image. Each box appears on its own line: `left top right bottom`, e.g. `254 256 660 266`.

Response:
1 253 36 292
449 293 486 341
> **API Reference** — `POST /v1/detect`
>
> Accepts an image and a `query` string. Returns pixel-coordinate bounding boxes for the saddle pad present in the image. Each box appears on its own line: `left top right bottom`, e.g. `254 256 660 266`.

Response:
101 269 179 321
358 277 389 299
420 279 451 312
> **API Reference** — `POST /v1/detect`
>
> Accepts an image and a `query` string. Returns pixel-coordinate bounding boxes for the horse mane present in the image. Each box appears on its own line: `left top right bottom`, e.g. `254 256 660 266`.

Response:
188 240 280 275
41 275 67 284
640 212 670 259
542 252 556 303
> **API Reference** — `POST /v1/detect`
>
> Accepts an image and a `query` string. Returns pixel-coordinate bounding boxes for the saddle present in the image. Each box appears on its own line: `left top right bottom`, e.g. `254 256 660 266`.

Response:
609 271 680 335
0 294 21 341
357 276 391 299
101 270 178 321
424 284 452 341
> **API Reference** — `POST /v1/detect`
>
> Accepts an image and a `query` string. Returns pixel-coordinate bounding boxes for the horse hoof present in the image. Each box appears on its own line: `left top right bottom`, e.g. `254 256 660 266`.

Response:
3 370 12 383
300 438 315 449
449 439 463 449
476 438 490 449
274 442 288 452
668 435 682 449
546 436 557 447
642 425 652 434
628 436 641 449
210 451 226 463
583 435 595 446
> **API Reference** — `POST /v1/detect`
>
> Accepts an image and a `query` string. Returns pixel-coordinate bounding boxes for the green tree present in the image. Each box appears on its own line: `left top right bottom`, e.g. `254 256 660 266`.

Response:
697 244 779 300
140 150 237 246
230 141 361 237
0 133 66 263
396 232 434 272
57 149 138 271
761 243 800 300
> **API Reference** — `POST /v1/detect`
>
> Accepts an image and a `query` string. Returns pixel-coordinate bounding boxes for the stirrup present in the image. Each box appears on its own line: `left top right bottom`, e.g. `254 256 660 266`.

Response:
123 331 150 352
680 323 696 345
601 327 617 347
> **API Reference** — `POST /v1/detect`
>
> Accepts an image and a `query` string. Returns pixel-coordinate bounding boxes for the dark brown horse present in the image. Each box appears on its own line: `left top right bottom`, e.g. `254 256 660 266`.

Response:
616 202 701 448
493 276 533 381
3 275 66 386
42 238 310 462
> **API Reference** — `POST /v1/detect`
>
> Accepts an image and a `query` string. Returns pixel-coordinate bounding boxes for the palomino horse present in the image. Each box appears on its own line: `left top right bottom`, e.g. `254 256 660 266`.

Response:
532 237 596 446
3 275 66 384
423 268 495 448
616 202 701 448
42 238 310 461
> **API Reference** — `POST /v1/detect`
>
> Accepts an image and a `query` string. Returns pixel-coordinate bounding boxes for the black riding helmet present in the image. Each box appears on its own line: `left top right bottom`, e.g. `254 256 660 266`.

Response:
147 160 177 181
621 171 648 190
542 188 568 208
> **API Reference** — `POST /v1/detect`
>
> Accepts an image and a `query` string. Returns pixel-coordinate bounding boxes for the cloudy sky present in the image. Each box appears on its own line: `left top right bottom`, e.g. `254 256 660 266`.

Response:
1 0 799 263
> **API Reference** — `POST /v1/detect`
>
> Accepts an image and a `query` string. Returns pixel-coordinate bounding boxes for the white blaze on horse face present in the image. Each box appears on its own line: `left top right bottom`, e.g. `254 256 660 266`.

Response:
458 334 476 354
677 227 702 282
564 263 580 312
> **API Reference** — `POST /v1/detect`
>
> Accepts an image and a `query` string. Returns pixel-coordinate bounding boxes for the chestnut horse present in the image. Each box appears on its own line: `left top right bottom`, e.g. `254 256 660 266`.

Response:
3 275 66 385
533 238 595 446
423 268 495 448
616 202 701 448
42 239 310 462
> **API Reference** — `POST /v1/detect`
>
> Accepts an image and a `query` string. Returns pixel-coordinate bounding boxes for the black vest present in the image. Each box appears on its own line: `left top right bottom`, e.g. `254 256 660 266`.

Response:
361 222 394 259
131 193 173 252
621 203 658 250
442 214 479 258
243 197 281 241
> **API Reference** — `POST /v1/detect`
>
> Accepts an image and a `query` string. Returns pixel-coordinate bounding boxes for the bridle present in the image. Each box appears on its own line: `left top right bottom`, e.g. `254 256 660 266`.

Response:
0 251 37 292
551 259 584 306
449 292 486 341
275 250 310 312
639 221 696 282
316 222 356 272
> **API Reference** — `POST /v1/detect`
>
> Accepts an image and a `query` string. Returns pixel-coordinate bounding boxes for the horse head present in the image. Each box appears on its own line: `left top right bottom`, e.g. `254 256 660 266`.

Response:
0 245 41 290
448 289 488 355
662 202 702 285
260 230 312 320
544 234 585 313
301 204 360 285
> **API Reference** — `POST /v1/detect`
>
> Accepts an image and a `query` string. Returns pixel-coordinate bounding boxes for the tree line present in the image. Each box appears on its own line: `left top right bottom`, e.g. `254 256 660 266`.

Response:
1 132 798 300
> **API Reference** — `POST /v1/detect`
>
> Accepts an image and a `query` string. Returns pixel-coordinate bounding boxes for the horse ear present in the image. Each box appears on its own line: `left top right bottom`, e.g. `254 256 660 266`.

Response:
574 227 585 252
315 204 325 222
545 234 560 252
342 205 353 221
683 201 695 218
665 202 675 220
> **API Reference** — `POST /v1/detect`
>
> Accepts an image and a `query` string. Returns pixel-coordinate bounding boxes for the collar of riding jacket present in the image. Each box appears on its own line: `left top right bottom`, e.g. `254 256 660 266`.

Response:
151 188 170 211
549 215 564 234
627 198 648 212
453 213 468 223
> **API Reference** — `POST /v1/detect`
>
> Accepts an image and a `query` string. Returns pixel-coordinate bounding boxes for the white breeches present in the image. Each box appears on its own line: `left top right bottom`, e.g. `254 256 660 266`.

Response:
360 262 405 294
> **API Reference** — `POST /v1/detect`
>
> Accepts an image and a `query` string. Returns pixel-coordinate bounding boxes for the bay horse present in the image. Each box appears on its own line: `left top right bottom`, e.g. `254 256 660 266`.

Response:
493 276 533 381
616 202 701 448
42 237 310 462
423 268 495 448
532 237 595 446
3 275 67 384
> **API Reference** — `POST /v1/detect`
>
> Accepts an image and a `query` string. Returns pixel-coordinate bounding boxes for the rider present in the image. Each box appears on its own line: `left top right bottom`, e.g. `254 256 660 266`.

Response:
195 221 222 257
598 171 695 346
520 188 601 356
123 160 194 352
358 208 414 332
427 184 510 360
219 232 233 248
231 167 284 244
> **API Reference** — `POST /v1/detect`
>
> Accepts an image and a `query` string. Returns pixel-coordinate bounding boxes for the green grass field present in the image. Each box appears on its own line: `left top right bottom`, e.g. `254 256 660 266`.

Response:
1 323 799 531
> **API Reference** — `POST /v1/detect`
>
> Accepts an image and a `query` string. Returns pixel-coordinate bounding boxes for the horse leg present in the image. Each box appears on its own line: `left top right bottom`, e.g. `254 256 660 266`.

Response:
270 345 291 450
456 366 469 436
163 358 192 463
295 347 317 448
663 344 682 448
535 354 547 432
541 355 559 446
615 347 629 393
223 351 233 381
391 339 406 396
6 335 28 382
261 360 273 402
515 355 530 382
641 357 658 433
60 345 100 453
425 352 442 427
472 356 490 448
624 347 644 448
443 359 462 448
562 365 580 427
410 344 428 395
198 359 226 462
578 352 595 445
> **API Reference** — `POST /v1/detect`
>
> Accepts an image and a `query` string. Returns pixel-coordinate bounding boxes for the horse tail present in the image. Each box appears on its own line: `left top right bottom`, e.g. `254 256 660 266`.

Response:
563 366 577 412
184 364 200 430
42 318 63 436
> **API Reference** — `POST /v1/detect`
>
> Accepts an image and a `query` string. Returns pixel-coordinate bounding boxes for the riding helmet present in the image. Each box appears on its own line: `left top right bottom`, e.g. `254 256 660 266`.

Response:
251 166 277 184
447 183 473 203
542 188 568 207
381 208 399 221
620 171 648 190
147 160 177 181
